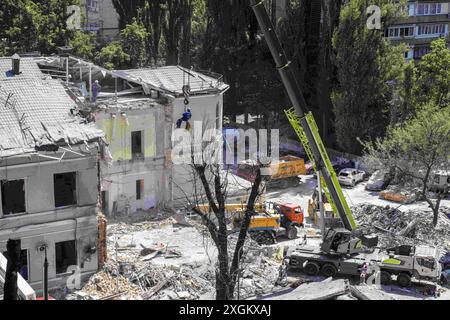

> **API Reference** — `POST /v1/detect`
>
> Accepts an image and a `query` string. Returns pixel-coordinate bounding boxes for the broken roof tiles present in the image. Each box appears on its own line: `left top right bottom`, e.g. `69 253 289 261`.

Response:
115 66 229 96
0 57 104 158
0 57 45 80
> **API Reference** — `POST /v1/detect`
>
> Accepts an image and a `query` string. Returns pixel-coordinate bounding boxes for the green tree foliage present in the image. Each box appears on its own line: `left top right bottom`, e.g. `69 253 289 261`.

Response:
199 0 258 121
395 61 417 123
0 0 81 55
415 38 450 108
332 0 407 154
98 41 130 70
97 20 148 70
363 104 450 227
112 0 194 65
121 19 149 67
69 31 95 60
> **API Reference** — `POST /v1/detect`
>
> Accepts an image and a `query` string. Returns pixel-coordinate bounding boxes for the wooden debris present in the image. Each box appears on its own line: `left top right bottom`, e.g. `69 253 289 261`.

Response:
142 278 170 300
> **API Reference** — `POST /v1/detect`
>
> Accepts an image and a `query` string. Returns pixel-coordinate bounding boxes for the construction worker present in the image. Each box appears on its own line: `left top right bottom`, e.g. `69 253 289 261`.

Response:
92 80 101 103
276 258 289 286
360 262 368 284
176 108 192 130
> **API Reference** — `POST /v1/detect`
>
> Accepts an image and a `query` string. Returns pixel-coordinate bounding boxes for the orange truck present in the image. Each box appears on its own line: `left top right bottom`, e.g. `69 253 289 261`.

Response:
236 155 307 189
233 201 304 245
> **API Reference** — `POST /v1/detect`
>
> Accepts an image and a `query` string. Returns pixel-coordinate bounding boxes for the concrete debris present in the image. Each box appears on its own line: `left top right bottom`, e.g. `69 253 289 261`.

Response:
336 294 358 300
353 204 450 251
173 213 193 227
79 271 141 300
349 285 396 300
71 215 282 300
264 278 350 300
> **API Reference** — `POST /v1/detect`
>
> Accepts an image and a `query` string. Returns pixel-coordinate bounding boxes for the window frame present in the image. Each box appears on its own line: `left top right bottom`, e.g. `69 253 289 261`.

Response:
136 179 144 201
53 172 78 209
417 3 443 16
55 240 78 275
131 130 144 160
1 178 27 217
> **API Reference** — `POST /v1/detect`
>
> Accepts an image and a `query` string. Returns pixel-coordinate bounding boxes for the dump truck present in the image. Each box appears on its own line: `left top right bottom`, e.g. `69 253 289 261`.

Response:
232 201 304 244
236 155 306 189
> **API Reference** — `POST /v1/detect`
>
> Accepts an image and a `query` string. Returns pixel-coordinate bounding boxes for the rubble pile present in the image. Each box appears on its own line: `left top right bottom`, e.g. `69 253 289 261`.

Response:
73 216 282 300
108 219 174 235
80 271 142 300
353 204 450 251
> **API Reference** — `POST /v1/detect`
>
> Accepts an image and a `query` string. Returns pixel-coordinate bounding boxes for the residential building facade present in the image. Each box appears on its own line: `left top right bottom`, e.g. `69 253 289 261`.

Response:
38 56 229 216
81 0 120 42
386 1 450 60
0 55 104 292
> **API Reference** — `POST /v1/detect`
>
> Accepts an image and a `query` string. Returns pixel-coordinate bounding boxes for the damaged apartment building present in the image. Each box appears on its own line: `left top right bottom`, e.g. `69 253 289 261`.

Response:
38 52 229 216
0 55 104 291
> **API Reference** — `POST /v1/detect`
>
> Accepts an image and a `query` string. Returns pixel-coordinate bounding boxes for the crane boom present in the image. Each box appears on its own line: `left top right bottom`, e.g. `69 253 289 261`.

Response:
250 0 357 231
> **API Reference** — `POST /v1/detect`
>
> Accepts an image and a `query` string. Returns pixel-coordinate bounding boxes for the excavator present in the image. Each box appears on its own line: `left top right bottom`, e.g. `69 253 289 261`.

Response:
249 0 378 255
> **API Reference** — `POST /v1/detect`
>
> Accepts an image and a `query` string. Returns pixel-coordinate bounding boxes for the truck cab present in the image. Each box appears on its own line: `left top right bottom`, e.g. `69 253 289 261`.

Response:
276 202 304 226
380 245 442 286
266 202 304 239
413 246 442 281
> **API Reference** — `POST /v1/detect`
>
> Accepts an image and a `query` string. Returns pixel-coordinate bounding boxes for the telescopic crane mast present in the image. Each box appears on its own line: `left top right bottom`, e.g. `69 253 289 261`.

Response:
249 0 357 231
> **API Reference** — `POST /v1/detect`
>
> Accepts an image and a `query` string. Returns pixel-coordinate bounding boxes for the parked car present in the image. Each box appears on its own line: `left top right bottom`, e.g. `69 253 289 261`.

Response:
365 170 391 191
429 170 449 194
337 168 365 187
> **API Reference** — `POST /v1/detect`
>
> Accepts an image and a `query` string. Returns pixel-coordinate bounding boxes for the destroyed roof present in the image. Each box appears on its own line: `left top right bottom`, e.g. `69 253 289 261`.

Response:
36 56 229 97
116 66 229 96
0 57 104 157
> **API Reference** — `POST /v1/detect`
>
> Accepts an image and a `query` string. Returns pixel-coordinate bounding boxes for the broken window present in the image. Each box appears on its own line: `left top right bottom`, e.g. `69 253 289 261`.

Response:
54 172 77 208
1 179 26 215
136 180 144 200
55 240 77 274
131 131 143 159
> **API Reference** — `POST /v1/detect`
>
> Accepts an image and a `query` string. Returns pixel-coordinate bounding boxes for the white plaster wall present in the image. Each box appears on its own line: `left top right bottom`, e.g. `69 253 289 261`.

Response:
0 153 100 289
104 168 164 215
171 93 224 202
95 106 168 215
101 0 120 40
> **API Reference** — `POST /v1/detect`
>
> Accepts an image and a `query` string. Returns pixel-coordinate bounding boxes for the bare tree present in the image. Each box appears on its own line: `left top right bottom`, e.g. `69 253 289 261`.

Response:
172 121 266 300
